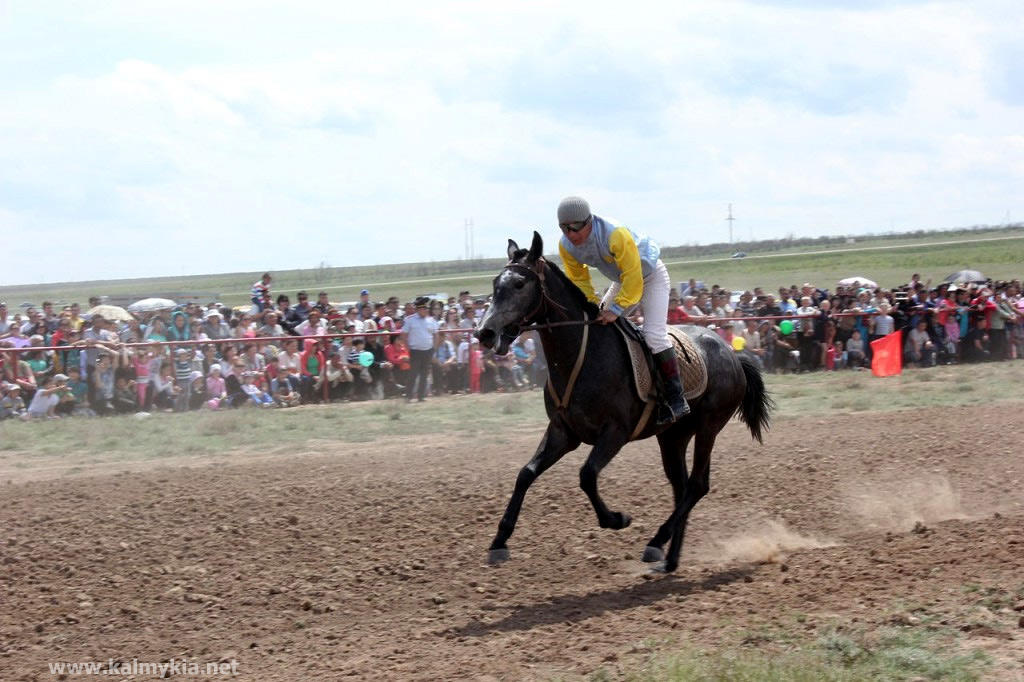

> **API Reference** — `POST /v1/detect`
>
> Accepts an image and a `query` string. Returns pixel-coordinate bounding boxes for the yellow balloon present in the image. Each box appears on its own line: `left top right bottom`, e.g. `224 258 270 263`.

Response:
732 336 746 351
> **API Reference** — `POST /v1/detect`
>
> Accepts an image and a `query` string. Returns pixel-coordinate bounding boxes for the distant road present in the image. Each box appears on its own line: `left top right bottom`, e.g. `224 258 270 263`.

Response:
224 232 1024 296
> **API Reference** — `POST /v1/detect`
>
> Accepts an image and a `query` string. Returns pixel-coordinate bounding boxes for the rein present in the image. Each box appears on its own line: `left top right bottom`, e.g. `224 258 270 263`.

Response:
500 258 592 413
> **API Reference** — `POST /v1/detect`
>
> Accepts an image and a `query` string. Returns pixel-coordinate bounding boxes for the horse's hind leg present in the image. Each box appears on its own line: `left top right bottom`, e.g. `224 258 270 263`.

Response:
642 426 693 563
660 430 714 572
579 437 632 530
488 422 580 564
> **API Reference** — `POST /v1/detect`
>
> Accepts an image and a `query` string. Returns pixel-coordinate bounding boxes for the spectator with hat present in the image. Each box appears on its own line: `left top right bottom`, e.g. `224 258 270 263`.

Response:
401 296 438 402
1 380 26 419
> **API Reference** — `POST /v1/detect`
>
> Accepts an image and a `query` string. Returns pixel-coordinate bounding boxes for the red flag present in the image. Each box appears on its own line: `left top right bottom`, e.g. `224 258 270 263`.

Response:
870 330 903 377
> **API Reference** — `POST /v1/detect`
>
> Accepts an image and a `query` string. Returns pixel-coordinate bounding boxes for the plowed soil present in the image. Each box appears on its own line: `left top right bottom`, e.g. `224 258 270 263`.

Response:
2 405 1023 680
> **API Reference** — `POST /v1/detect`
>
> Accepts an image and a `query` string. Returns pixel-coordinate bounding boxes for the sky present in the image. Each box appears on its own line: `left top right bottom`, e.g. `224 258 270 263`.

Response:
1 0 1022 285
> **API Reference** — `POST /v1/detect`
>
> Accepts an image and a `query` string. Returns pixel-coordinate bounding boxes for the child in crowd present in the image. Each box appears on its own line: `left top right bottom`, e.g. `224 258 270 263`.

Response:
205 363 227 409
0 382 27 420
150 360 181 411
92 352 118 415
240 371 275 407
63 366 91 416
113 375 139 414
187 370 208 410
26 374 67 419
134 344 157 405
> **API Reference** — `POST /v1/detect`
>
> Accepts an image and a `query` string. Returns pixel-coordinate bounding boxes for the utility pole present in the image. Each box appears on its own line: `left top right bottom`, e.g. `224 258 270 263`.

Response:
726 203 735 244
465 218 475 260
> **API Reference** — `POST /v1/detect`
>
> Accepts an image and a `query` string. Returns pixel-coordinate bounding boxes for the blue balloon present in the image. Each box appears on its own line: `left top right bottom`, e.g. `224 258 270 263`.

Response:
358 351 374 367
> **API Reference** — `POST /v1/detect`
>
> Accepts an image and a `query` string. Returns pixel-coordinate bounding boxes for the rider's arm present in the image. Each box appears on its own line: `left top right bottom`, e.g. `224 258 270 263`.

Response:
608 227 643 316
558 241 599 304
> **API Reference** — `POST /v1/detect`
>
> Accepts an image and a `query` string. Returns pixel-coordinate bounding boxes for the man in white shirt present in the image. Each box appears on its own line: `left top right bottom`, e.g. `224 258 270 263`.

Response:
401 297 438 402
295 309 328 336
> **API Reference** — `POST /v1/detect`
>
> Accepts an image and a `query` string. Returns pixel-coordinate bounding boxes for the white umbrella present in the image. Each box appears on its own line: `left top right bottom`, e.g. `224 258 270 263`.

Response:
127 297 178 313
837 276 878 289
85 304 134 322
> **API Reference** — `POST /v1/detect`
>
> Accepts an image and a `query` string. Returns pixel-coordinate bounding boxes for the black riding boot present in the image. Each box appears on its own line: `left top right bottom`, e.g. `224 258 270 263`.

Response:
655 348 690 424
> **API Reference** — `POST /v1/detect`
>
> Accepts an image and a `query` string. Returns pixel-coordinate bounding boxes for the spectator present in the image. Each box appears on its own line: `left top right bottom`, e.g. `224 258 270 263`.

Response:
186 370 208 410
905 319 936 367
323 352 353 401
846 329 867 369
26 374 66 419
205 364 227 409
384 334 411 390
0 301 10 337
0 381 26 420
401 296 438 403
240 371 275 407
295 309 328 336
288 291 313 325
796 296 819 372
64 365 91 415
313 291 332 315
251 273 273 313
92 351 119 415
203 309 231 339
299 338 326 403
275 295 298 335
113 375 139 414
167 310 191 344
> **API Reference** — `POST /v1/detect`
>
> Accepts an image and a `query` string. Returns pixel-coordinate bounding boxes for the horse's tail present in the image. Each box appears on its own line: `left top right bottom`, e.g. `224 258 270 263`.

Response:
737 354 773 444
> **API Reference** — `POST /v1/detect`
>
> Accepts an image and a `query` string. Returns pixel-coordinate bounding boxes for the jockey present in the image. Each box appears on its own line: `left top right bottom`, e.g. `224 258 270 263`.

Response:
556 196 690 423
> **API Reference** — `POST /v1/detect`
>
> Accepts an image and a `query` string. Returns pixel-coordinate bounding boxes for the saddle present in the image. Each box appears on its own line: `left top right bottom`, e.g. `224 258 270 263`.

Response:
614 319 709 405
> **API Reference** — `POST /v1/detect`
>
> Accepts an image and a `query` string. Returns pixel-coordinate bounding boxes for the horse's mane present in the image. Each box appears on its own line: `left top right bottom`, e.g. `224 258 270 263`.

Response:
511 248 600 318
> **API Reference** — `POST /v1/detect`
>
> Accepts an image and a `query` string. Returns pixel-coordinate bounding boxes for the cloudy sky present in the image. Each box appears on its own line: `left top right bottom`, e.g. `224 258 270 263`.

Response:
2 0 1021 284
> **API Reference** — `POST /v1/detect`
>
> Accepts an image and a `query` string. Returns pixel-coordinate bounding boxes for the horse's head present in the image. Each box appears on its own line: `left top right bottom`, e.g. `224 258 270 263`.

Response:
476 231 545 355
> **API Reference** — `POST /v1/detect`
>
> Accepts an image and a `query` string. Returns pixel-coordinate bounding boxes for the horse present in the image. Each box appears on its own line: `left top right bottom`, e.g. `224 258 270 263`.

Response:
475 231 773 572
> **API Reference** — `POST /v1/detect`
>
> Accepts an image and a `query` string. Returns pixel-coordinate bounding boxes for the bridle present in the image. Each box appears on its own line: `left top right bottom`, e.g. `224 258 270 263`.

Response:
500 258 594 332
497 257 593 414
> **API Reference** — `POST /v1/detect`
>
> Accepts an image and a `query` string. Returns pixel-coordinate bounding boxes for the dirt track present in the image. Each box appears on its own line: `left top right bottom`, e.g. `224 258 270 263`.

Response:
1 405 1023 680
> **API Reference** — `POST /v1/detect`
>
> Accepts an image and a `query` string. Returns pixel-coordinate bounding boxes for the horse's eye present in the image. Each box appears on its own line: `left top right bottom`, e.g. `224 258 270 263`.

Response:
514 280 525 289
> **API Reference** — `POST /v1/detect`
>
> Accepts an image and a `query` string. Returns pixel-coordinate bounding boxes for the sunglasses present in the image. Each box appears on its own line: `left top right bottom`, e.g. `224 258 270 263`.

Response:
559 218 589 233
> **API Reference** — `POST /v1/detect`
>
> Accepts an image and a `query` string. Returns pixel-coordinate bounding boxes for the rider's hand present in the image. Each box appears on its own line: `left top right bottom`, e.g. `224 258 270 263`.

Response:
597 309 619 325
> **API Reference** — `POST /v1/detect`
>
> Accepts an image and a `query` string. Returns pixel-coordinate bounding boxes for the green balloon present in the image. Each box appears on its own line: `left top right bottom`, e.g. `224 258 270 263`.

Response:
779 320 794 335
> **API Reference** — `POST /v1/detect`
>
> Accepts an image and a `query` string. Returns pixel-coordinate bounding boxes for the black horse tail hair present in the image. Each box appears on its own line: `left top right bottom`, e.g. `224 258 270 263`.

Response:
737 354 774 444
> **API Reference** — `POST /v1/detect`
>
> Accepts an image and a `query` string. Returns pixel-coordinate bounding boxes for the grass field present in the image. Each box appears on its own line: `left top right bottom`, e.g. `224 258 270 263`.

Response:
3 228 1022 309
3 360 1021 477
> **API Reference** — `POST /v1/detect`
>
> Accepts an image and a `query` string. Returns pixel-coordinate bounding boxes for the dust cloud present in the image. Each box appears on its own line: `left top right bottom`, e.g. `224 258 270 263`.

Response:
710 519 836 564
849 475 968 531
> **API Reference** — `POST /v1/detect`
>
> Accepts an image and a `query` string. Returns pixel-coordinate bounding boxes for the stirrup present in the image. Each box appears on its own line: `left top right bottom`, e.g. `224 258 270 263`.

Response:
657 397 690 425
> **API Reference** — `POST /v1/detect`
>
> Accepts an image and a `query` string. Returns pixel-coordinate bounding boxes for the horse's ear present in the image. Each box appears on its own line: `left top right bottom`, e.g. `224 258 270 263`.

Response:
507 239 520 261
527 231 543 263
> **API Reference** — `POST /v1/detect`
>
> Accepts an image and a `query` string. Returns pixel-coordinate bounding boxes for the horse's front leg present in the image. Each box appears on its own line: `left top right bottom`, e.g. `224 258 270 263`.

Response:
488 422 580 564
579 434 632 530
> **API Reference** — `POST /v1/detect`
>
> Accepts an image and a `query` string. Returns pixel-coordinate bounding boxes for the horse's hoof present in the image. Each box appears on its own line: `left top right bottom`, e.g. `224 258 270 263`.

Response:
487 548 510 565
642 546 664 563
647 560 678 575
601 511 632 530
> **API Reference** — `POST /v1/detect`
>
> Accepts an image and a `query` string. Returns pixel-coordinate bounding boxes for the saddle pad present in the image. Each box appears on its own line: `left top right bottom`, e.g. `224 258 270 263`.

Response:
619 325 708 402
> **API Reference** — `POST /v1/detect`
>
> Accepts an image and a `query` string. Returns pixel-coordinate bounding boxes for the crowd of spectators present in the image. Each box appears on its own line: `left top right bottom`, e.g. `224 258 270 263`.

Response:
2 271 1021 421
668 275 1024 373
0 282 545 421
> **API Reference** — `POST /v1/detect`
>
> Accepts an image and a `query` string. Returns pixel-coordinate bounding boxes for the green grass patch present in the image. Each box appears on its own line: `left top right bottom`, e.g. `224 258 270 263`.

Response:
615 626 989 682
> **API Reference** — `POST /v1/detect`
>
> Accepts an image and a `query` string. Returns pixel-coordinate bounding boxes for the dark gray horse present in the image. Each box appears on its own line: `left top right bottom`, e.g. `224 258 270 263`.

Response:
475 232 773 572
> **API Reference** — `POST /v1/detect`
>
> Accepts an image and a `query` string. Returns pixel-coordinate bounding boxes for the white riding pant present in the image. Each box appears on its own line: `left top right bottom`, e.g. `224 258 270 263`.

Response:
600 259 672 354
